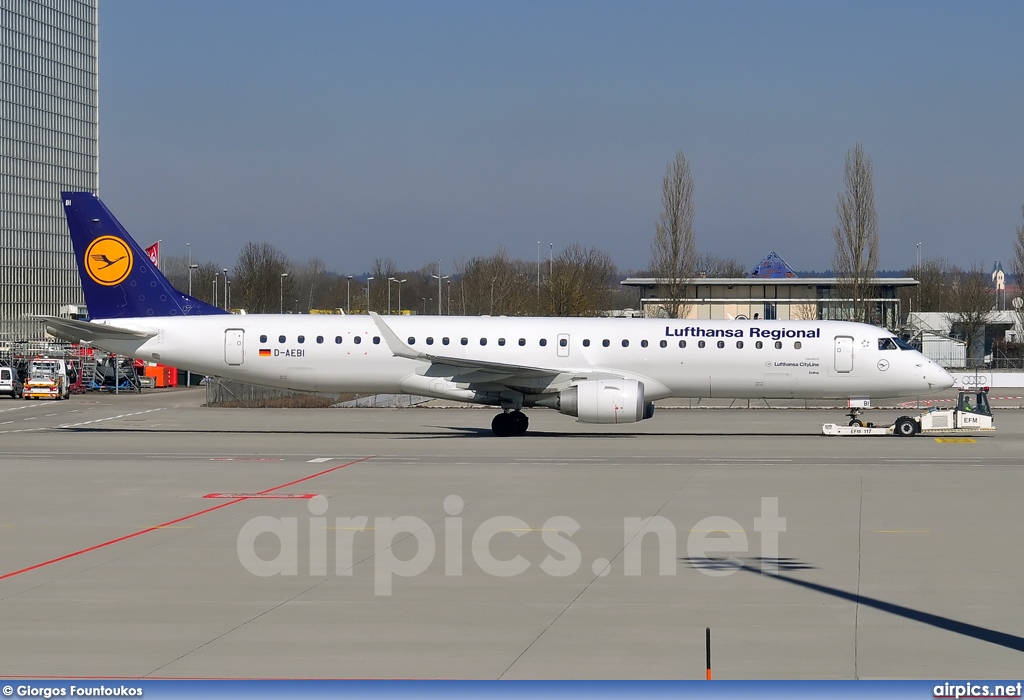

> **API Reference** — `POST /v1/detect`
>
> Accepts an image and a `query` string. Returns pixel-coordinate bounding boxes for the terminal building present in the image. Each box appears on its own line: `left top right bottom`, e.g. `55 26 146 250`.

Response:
0 0 98 344
622 252 918 330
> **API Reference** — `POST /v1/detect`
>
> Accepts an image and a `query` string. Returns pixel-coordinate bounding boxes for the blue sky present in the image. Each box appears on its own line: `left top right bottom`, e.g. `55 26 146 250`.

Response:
99 1 1024 275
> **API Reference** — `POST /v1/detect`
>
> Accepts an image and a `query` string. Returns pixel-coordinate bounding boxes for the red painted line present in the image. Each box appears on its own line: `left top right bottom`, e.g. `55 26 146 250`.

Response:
0 498 247 582
203 492 318 499
0 456 374 582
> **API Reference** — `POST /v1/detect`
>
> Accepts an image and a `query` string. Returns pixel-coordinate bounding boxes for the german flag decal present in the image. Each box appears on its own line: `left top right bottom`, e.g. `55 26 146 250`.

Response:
259 348 272 357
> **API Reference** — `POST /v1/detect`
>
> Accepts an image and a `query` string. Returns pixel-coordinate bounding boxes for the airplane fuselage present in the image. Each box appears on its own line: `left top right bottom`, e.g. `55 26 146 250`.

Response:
89 315 951 404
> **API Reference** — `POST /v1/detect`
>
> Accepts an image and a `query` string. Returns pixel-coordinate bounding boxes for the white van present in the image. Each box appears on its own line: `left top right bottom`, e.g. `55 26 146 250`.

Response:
0 366 23 398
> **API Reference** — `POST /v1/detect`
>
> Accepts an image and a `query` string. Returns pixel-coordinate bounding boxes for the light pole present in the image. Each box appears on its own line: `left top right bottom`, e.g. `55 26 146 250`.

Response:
187 242 192 270
387 277 395 315
226 280 231 311
366 276 374 314
447 279 452 316
397 278 406 315
346 275 352 315
280 272 288 313
188 263 198 295
916 242 921 315
431 273 449 315
213 272 218 308
490 276 497 314
537 240 541 304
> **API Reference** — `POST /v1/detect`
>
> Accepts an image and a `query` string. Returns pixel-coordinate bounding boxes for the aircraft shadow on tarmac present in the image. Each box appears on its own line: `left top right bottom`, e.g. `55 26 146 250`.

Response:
683 556 1024 654
58 425 817 439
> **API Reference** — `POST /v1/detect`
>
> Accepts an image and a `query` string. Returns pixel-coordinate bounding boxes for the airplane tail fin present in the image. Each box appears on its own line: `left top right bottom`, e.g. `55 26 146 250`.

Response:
62 192 228 320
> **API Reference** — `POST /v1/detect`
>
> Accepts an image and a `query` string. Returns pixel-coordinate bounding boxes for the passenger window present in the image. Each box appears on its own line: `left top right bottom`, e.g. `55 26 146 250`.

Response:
698 340 706 348
335 336 343 344
622 339 629 347
461 338 468 346
298 335 305 344
775 341 782 349
260 334 267 343
539 338 547 347
408 337 415 345
518 338 526 346
498 338 506 346
660 340 667 348
602 339 610 347
559 338 568 347
583 339 591 347
794 341 802 350
717 340 725 349
736 340 744 349
373 337 381 344
427 337 434 345
443 337 450 345
640 340 648 348
679 340 686 348
278 335 286 343
316 336 324 344
354 336 362 344
756 341 763 349
480 338 487 346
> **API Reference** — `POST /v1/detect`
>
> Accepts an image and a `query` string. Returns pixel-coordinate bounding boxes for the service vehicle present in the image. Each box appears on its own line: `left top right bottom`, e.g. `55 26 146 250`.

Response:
822 388 994 437
0 366 22 398
22 357 70 400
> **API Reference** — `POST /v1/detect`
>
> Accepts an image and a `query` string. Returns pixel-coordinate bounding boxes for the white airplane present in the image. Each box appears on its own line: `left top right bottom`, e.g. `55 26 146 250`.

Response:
44 192 953 436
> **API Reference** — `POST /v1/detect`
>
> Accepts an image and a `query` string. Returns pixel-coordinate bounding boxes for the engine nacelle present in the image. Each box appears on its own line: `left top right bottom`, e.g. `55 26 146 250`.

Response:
548 379 649 424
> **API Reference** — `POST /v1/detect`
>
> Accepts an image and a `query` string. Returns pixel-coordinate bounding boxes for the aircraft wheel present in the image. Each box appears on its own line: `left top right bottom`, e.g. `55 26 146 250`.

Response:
510 410 529 436
894 416 918 437
491 412 516 437
849 419 864 427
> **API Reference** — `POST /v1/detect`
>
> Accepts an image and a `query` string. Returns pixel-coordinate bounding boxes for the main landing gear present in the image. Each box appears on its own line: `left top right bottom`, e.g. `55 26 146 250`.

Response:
491 409 529 437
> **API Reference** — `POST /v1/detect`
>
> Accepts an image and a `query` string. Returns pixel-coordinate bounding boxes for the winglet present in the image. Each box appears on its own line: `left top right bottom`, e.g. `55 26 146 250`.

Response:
368 313 425 361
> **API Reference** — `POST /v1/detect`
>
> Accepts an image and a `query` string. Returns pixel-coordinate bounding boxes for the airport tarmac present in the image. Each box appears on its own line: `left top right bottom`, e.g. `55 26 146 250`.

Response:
1 388 1022 679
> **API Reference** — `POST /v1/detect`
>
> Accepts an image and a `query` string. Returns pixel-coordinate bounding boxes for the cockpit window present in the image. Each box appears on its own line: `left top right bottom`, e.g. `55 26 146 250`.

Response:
878 337 898 351
893 336 915 351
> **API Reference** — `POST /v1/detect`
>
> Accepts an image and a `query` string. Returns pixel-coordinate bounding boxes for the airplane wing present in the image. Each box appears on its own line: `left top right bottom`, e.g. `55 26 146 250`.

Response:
369 313 622 386
37 316 157 344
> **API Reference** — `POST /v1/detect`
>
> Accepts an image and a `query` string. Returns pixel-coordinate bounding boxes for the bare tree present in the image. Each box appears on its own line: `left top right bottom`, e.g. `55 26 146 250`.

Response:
902 257 954 315
454 247 534 316
543 243 617 317
832 143 879 323
943 264 995 367
232 242 290 313
695 252 746 278
1013 205 1024 329
650 151 697 319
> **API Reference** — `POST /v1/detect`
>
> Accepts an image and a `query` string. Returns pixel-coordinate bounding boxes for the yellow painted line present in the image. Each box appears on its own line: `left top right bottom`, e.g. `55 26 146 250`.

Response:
874 530 931 533
934 437 976 443
326 527 376 530
0 524 14 528
690 529 747 533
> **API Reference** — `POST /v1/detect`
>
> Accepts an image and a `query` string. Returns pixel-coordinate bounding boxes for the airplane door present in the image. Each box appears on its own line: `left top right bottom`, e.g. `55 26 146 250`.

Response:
225 329 244 366
557 333 570 358
834 335 853 373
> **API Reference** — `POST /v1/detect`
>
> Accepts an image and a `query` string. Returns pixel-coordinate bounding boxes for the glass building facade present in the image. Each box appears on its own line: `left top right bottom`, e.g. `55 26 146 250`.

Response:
1 0 98 342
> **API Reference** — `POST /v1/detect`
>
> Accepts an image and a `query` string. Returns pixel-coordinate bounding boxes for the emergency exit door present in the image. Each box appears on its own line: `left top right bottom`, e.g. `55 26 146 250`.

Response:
834 335 853 373
225 329 245 366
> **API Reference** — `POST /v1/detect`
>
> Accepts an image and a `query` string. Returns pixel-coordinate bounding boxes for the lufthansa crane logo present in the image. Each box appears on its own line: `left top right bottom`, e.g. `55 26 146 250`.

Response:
84 235 133 286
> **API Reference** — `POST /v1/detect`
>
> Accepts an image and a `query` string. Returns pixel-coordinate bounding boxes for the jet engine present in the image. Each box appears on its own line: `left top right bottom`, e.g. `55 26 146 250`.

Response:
538 379 654 424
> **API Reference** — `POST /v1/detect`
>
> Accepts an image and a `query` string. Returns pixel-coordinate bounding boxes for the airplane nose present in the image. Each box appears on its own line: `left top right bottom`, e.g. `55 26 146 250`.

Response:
928 363 955 390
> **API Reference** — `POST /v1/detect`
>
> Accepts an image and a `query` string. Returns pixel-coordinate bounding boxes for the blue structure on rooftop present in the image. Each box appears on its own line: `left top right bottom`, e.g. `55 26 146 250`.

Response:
747 251 799 279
